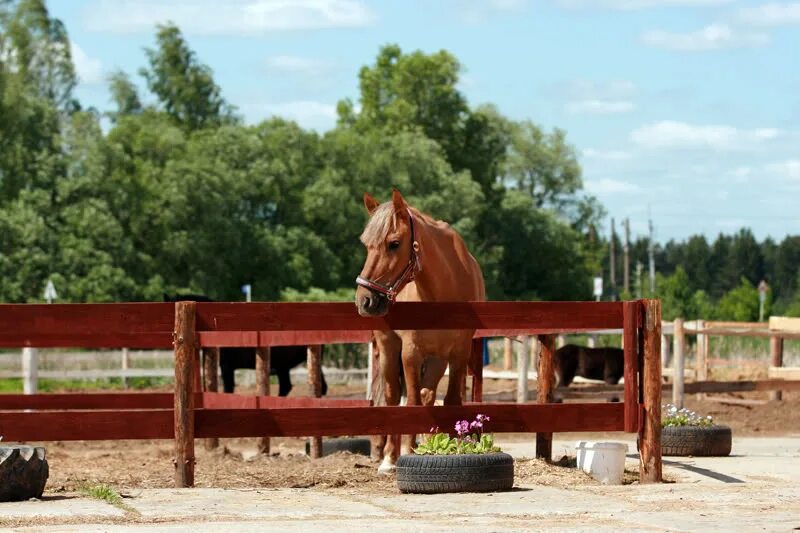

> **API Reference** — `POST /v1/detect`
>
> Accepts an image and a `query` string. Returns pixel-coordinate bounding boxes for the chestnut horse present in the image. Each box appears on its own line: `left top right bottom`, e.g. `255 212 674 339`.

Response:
355 189 485 473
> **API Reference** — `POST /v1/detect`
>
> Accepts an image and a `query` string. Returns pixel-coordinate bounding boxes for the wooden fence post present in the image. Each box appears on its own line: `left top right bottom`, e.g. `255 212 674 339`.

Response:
203 347 220 450
256 346 271 454
174 301 197 488
661 333 670 371
696 319 707 381
503 337 513 370
769 336 784 401
22 347 38 395
307 345 323 458
672 318 685 409
516 336 529 404
640 299 662 483
536 334 555 462
623 301 639 433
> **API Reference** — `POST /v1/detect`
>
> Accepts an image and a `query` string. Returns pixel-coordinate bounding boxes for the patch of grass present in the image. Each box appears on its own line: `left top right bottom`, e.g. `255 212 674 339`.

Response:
81 484 138 514
0 377 172 393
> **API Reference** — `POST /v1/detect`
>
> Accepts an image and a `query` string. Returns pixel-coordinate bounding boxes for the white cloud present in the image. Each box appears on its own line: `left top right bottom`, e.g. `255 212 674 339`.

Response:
259 100 337 131
736 2 800 27
566 100 635 114
558 0 732 9
631 121 783 150
728 166 752 182
265 55 336 75
84 0 375 35
582 148 634 160
557 80 638 115
641 23 769 51
766 159 800 180
70 41 103 85
585 178 641 194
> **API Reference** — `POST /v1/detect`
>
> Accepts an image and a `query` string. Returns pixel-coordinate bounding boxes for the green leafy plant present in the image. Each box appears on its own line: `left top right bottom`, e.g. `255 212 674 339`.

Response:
414 414 502 455
662 404 714 427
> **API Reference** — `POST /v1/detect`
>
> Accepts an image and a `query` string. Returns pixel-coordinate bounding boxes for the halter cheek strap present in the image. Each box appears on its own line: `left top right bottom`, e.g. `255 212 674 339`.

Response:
356 209 421 302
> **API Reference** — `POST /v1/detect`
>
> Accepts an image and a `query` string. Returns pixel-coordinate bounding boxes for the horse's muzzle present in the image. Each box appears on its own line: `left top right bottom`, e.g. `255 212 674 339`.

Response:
356 289 389 317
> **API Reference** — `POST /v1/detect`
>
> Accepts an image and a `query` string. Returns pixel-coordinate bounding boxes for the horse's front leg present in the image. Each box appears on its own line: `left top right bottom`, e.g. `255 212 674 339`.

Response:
377 335 402 474
400 344 423 456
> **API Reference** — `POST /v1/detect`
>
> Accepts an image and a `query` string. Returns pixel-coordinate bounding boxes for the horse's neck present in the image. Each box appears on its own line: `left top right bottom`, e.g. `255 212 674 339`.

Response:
410 212 474 302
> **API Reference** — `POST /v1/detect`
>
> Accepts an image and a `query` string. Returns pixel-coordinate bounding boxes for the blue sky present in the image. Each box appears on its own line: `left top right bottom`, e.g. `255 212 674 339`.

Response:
49 0 800 244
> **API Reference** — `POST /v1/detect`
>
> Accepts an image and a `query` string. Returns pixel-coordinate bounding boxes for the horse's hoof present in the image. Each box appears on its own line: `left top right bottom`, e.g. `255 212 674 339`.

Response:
378 459 397 475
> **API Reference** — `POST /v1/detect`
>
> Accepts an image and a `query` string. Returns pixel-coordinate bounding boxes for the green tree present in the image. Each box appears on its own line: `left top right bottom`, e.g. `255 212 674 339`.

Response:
107 70 142 122
140 23 237 131
716 277 762 322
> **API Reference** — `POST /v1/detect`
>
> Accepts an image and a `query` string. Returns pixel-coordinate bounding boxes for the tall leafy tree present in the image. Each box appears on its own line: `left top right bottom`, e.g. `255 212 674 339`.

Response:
140 23 237 131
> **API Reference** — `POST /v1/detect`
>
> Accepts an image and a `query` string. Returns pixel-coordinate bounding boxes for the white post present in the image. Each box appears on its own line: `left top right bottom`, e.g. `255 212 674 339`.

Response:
587 334 597 348
672 318 685 409
516 336 530 404
22 347 39 395
661 333 670 370
121 348 130 389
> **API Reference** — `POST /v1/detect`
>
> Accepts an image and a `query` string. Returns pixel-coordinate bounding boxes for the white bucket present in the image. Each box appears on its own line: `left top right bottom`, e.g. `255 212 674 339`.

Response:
575 441 629 485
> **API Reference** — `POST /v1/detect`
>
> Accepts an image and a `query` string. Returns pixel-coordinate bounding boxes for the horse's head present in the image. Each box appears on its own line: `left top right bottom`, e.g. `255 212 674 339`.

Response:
355 188 421 317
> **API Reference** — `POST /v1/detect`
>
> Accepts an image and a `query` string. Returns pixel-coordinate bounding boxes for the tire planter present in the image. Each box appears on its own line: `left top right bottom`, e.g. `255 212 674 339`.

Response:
661 425 732 457
0 446 49 502
305 437 372 457
396 452 514 494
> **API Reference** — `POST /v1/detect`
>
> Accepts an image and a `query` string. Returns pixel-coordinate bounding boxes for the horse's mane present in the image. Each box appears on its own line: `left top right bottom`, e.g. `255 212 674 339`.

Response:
360 201 445 246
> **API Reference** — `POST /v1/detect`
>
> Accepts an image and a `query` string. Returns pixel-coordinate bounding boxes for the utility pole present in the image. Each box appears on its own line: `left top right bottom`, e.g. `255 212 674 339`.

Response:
609 218 617 301
636 261 643 299
623 218 630 296
648 213 656 295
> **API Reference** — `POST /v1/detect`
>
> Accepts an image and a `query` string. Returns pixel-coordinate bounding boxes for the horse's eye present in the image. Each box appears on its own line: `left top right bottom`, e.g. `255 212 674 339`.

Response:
388 240 401 250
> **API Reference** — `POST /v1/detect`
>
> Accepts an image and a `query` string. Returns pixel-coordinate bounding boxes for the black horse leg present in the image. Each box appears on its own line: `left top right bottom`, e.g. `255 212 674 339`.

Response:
277 369 292 397
221 363 236 393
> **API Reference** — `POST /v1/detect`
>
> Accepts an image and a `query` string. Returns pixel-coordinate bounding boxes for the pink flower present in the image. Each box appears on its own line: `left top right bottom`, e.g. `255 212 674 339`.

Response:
454 420 470 436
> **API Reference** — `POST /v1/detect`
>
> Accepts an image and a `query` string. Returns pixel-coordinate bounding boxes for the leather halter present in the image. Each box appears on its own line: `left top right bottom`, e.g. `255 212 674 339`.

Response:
356 209 421 302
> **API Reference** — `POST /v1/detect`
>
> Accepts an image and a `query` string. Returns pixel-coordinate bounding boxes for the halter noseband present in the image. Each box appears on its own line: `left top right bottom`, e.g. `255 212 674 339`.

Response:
356 209 422 302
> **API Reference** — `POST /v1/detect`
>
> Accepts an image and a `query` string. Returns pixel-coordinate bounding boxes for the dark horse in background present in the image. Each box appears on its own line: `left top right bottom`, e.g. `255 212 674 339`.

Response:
163 294 328 396
554 344 624 387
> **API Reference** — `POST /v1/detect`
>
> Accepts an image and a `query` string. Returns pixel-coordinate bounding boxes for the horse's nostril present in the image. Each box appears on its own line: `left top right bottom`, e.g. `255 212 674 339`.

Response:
362 295 372 309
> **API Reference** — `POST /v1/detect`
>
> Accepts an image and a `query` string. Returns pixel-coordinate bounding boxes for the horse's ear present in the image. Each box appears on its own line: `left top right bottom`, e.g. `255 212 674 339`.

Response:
363 192 380 215
391 188 407 212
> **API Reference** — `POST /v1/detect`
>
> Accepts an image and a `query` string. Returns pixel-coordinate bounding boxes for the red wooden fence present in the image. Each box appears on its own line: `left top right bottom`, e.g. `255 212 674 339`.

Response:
0 299 662 487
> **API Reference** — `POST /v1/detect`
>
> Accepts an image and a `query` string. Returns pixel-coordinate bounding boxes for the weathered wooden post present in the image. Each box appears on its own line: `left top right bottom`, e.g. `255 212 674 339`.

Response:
660 332 670 371
769 336 784 401
203 347 220 450
696 319 707 381
503 337 513 370
516 336 529 404
623 301 639 433
640 299 662 483
536 334 555 461
307 344 323 458
174 301 197 488
672 318 685 409
256 346 271 454
22 347 38 395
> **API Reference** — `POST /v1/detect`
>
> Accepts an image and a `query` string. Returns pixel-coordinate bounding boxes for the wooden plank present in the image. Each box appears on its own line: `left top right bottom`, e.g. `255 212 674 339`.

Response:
536 334 556 460
706 321 767 329
0 409 174 441
173 301 196 488
255 396 371 408
201 392 257 409
195 301 624 333
0 392 177 410
768 366 800 380
516 337 530 404
623 301 639 433
0 303 173 348
672 318 685 409
769 316 800 333
640 299 662 484
198 330 371 347
194 403 625 438
769 337 784 401
683 379 800 393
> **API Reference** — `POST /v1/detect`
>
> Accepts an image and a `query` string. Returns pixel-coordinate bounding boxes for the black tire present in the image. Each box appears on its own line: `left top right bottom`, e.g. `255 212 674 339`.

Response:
396 452 514 494
305 437 372 457
661 425 732 457
0 446 49 502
